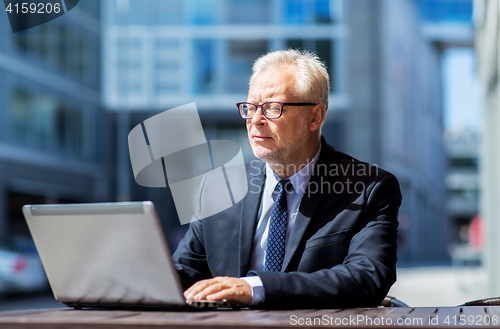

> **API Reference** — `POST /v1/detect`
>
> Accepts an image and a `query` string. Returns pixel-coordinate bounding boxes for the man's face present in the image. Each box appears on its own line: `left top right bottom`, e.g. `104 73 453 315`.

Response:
246 66 313 167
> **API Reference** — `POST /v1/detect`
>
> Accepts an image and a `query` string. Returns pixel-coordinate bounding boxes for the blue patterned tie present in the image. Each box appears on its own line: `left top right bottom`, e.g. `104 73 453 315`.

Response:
264 179 292 272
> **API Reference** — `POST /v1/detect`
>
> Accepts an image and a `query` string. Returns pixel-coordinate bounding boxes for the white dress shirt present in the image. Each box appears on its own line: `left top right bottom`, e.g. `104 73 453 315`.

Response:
241 146 321 305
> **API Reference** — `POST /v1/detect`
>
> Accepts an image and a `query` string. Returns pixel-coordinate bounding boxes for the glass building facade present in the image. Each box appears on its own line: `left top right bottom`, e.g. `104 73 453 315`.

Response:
102 0 348 114
0 1 112 237
413 0 473 24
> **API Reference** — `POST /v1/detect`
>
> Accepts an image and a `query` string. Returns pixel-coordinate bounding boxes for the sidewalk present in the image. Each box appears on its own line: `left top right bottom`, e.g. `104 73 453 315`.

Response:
388 266 488 307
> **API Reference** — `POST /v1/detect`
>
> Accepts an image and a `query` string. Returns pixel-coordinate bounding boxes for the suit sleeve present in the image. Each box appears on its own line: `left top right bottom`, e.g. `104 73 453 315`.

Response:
172 219 212 290
172 174 213 291
249 174 401 309
172 163 253 290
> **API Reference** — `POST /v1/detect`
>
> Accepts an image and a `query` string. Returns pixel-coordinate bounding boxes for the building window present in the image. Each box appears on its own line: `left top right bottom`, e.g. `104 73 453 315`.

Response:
10 88 84 156
117 81 144 95
113 0 184 25
11 89 33 141
76 0 100 19
225 0 271 24
193 39 215 94
13 22 95 85
226 40 268 93
155 82 180 95
185 0 215 25
284 0 332 25
55 104 83 153
155 38 182 95
450 187 479 200
412 0 473 24
449 157 478 169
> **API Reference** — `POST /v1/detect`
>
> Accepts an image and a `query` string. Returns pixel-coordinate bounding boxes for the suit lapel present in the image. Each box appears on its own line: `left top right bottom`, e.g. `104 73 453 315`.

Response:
282 138 335 271
238 161 265 277
282 178 324 271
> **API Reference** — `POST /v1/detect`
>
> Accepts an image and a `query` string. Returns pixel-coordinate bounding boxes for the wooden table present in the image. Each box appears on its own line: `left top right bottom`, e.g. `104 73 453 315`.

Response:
0 306 499 328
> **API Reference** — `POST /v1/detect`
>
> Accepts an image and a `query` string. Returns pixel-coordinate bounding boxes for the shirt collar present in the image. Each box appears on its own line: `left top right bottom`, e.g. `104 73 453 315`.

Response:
265 144 322 199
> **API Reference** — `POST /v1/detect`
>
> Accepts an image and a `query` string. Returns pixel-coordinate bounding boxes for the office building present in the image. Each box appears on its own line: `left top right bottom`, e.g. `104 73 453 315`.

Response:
474 0 500 295
344 0 449 262
0 1 112 237
413 0 480 262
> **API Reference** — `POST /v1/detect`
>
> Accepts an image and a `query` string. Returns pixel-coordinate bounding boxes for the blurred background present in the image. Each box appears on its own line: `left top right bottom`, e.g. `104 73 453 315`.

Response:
0 0 497 309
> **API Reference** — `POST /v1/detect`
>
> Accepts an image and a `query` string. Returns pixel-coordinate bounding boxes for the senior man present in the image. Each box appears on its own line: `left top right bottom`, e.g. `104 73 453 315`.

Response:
173 49 402 309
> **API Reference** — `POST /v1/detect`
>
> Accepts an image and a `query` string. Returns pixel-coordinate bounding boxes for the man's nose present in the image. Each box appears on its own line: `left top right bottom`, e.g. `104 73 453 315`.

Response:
250 106 267 125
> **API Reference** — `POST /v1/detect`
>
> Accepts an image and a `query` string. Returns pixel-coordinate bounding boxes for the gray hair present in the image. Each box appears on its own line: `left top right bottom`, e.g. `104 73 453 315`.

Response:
250 49 330 110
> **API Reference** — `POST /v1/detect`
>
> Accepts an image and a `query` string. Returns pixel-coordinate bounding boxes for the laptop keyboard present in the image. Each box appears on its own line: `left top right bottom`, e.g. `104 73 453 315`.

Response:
186 299 243 309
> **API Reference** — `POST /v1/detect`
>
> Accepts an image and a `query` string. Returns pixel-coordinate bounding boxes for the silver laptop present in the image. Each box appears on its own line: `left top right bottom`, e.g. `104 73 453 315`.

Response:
22 201 239 310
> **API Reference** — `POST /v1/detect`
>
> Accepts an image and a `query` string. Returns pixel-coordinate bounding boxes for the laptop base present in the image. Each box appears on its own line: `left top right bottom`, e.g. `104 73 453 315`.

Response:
65 300 243 311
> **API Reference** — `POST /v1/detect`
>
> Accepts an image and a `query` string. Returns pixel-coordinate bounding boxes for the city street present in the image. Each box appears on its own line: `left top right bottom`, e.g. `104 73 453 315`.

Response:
389 266 487 307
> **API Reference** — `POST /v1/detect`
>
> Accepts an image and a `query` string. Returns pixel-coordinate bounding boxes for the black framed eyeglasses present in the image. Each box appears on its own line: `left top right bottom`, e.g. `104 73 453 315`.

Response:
237 102 317 119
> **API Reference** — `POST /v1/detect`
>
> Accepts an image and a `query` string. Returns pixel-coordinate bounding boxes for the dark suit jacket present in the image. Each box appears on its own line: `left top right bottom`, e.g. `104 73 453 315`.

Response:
173 137 402 309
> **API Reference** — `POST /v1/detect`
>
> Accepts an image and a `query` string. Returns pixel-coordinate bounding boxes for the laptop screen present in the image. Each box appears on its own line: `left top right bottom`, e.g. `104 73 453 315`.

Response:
23 201 185 307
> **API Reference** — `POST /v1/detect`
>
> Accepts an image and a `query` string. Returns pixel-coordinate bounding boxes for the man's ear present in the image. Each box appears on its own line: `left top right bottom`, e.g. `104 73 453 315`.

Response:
309 104 326 132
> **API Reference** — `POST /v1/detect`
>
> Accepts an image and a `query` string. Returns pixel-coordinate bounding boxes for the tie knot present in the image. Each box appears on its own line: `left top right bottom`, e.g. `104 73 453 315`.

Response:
276 179 293 195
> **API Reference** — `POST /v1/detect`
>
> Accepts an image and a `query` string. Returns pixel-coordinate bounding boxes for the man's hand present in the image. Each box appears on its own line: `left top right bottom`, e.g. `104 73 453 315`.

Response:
183 276 252 305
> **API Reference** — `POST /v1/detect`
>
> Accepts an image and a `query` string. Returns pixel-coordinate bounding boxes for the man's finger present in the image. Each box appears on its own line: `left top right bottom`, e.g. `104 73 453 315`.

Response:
184 277 252 304
191 283 226 300
184 279 217 299
206 289 250 304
